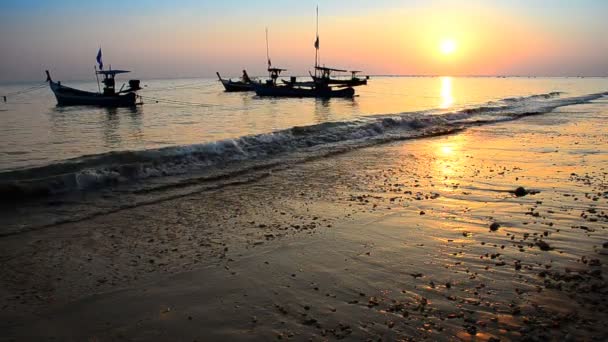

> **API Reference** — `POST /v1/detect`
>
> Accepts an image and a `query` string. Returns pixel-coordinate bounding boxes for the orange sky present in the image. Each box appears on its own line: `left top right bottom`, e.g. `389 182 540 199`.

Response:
1 1 607 81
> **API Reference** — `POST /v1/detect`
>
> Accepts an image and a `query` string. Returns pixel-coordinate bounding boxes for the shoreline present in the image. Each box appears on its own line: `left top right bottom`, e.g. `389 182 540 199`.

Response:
1 98 608 340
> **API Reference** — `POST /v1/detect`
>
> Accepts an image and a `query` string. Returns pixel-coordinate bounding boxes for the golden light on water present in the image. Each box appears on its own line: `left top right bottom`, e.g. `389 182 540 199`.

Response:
440 76 453 109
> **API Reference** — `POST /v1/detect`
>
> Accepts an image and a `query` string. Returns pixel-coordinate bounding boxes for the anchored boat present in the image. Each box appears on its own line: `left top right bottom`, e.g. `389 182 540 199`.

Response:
254 7 366 99
311 67 368 87
46 69 141 107
253 67 354 98
217 70 257 92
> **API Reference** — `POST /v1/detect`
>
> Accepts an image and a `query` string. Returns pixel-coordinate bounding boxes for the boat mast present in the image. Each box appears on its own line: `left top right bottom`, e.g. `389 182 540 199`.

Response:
314 5 319 76
94 66 101 93
266 27 271 70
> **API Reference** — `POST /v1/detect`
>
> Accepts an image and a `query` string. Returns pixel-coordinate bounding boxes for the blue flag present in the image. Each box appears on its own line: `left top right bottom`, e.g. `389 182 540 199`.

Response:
96 48 103 70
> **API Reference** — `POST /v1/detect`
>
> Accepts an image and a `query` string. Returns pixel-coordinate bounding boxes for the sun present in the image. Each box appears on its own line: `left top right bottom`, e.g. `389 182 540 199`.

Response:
439 39 457 55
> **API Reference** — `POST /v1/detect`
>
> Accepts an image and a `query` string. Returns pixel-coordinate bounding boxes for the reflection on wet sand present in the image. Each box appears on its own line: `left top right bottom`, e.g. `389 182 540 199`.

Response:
431 134 467 183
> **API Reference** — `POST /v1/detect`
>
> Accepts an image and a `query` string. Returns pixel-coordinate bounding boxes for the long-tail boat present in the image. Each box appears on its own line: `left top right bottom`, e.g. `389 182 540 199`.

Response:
46 69 140 107
311 67 368 87
253 68 355 98
252 20 355 98
217 70 257 92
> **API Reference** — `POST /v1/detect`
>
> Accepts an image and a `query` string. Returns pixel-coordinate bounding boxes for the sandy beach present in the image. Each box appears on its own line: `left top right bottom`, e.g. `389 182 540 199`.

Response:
1 97 607 341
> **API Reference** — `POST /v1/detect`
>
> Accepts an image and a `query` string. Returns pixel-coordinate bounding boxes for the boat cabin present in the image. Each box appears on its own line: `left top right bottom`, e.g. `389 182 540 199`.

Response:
96 69 141 95
267 67 287 85
315 66 347 80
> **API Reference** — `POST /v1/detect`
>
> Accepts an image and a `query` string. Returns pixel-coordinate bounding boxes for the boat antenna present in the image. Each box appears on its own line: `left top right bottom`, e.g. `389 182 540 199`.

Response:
266 27 271 70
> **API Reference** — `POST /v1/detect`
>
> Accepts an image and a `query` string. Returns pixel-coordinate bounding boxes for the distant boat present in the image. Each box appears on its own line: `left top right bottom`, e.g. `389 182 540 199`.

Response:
46 69 141 107
252 10 357 99
217 70 257 92
254 83 355 98
311 67 368 87
253 68 354 98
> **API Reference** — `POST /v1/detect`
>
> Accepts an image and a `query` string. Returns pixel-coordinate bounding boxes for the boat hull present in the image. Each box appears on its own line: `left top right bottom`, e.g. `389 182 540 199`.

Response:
49 81 137 107
311 76 367 86
253 84 354 98
220 79 255 92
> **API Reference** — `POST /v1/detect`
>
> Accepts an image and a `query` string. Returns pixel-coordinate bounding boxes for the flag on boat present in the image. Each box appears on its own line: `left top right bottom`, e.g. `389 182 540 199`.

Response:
314 36 319 49
96 48 103 70
267 57 272 68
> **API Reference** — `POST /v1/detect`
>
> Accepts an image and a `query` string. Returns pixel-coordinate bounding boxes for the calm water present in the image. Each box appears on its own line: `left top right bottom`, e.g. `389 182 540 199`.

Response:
1 76 607 172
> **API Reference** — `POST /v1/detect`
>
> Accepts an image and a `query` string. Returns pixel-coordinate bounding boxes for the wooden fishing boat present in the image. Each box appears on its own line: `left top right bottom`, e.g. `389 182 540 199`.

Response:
253 68 354 98
311 67 368 86
252 26 354 98
307 7 369 90
46 69 140 107
217 70 257 92
254 83 354 98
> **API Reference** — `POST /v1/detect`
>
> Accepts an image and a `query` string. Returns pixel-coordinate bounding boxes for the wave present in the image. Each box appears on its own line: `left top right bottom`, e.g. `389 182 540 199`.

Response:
0 91 606 201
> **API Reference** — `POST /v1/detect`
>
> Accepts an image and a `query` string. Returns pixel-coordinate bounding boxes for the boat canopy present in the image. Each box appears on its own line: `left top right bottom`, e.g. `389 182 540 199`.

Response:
315 66 347 72
96 70 131 75
268 67 287 72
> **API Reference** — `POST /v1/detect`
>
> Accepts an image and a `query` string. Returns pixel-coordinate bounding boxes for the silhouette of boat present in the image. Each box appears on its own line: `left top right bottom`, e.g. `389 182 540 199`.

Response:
253 68 354 98
311 67 368 87
217 70 257 92
254 6 366 98
46 69 141 107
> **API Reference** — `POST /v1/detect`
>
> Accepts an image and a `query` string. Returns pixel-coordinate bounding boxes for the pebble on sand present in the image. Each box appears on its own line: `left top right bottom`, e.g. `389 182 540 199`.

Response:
536 240 552 251
489 222 501 231
514 186 528 197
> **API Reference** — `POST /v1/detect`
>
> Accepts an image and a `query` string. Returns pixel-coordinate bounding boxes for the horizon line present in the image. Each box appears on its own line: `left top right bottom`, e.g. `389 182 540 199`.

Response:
1 74 607 85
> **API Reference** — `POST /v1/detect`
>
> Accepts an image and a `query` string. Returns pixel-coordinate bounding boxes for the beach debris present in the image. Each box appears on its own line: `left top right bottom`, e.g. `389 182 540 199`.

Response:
302 317 318 325
275 304 288 314
489 222 500 231
535 240 552 251
465 324 477 336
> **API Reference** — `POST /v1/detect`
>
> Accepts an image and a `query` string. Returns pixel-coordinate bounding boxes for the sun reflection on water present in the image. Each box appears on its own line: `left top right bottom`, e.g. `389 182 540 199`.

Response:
440 76 454 109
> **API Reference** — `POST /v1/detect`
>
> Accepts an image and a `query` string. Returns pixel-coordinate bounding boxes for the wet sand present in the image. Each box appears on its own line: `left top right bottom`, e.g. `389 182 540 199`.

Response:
1 99 608 341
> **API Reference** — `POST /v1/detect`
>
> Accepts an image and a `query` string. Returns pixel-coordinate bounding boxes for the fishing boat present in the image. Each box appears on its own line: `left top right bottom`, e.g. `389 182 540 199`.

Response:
308 7 369 89
217 70 257 92
311 67 368 87
46 69 141 107
253 68 354 98
254 83 355 98
252 23 354 98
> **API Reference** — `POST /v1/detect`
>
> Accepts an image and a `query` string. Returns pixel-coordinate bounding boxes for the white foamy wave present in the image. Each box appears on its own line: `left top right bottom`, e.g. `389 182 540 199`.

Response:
0 91 605 200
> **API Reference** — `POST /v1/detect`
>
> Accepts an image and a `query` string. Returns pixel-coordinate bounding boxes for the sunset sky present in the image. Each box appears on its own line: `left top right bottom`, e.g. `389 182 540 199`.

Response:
1 0 607 82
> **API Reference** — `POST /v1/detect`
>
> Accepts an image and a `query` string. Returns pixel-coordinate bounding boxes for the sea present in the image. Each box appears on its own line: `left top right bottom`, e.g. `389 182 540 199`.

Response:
1 76 607 233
